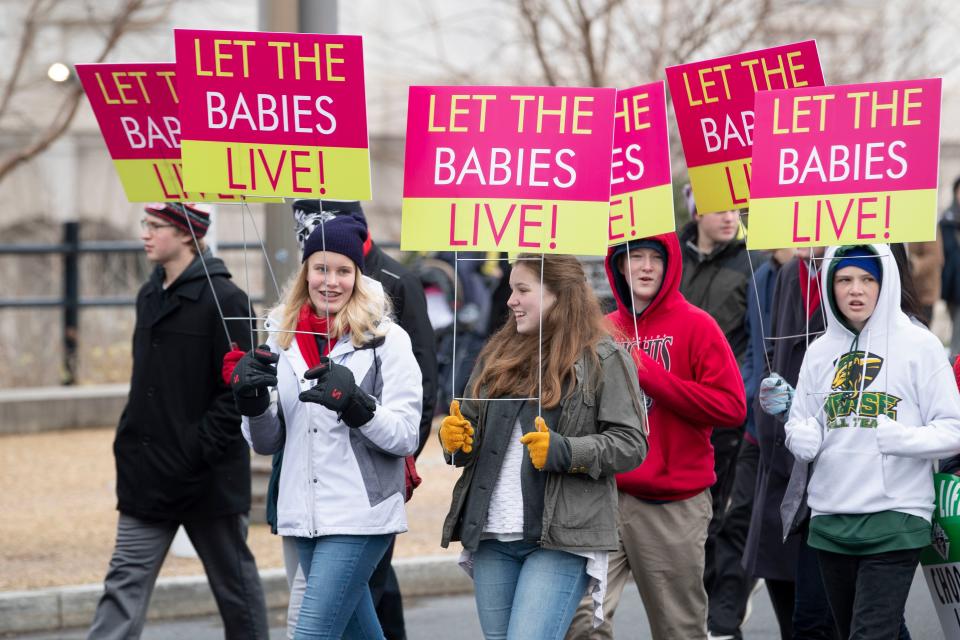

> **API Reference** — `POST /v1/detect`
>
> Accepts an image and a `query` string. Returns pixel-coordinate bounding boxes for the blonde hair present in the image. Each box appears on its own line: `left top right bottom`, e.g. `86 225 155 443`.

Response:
272 261 392 350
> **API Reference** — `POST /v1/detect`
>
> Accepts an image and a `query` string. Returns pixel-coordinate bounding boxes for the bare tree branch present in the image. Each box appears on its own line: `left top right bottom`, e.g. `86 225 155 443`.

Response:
0 0 173 184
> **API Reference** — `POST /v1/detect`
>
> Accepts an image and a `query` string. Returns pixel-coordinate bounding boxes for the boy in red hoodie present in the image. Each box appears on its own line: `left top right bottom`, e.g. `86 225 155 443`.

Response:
567 234 746 640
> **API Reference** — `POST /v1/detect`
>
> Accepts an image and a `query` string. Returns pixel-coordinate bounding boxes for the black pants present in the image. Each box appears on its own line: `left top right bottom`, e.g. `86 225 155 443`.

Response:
369 536 407 640
708 438 759 637
793 534 839 639
89 512 268 640
817 547 921 640
705 425 745 591
766 578 796 640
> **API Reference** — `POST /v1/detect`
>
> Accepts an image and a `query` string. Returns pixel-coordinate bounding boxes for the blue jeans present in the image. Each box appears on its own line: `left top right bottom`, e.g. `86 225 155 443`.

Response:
472 539 590 640
293 534 392 640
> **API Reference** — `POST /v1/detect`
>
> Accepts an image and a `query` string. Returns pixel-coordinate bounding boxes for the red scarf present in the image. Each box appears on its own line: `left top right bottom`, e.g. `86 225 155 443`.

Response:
295 304 334 367
798 259 822 320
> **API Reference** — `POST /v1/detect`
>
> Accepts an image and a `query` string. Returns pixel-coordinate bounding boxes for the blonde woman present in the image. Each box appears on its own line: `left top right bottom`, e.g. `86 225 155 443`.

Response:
230 212 422 640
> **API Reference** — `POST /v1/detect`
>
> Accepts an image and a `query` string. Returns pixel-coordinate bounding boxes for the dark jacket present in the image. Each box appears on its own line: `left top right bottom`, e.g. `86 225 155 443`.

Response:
114 252 253 520
364 241 437 457
743 258 825 580
678 221 752 363
940 198 960 305
741 256 782 439
441 339 648 552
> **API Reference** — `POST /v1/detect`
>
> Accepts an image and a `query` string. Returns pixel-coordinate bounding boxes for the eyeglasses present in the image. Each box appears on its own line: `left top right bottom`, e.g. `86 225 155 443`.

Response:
140 219 176 233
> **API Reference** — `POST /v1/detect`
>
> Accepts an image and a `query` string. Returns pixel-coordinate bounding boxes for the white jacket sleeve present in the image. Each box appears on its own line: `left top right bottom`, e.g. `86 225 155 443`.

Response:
242 401 284 455
879 360 960 459
357 326 422 457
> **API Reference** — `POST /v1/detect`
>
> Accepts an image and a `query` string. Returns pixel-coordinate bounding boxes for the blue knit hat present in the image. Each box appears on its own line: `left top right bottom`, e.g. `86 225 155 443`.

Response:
833 247 882 284
301 211 368 271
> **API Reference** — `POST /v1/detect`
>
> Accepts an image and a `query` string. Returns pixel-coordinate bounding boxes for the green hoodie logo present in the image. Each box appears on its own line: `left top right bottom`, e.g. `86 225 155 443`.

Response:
824 351 901 428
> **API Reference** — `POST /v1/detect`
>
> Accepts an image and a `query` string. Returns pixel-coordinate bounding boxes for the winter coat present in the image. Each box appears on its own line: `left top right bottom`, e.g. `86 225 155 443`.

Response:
784 244 960 523
742 256 782 440
743 257 825 580
243 280 422 537
605 232 746 501
678 221 752 363
364 242 437 457
114 252 253 520
440 338 648 552
940 200 960 305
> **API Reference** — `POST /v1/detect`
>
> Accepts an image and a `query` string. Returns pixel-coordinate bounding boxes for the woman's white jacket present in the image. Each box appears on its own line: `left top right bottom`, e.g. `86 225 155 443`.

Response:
241 285 422 538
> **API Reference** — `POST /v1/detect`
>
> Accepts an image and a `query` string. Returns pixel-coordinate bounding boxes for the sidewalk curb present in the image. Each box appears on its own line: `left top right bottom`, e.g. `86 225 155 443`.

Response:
0 555 471 635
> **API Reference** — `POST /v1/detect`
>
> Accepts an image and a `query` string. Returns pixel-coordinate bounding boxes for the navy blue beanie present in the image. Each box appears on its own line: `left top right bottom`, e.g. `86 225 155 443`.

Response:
611 238 667 264
301 211 368 271
833 247 882 284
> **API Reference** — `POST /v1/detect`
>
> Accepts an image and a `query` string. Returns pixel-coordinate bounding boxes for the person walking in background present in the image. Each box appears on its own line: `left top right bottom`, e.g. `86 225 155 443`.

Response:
940 176 960 355
234 212 422 639
784 244 960 638
440 254 648 640
677 185 752 600
568 233 746 640
707 247 793 640
88 202 268 640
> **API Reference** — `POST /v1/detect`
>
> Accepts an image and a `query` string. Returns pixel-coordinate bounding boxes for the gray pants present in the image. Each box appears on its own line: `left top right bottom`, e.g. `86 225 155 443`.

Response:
88 512 269 640
567 490 712 640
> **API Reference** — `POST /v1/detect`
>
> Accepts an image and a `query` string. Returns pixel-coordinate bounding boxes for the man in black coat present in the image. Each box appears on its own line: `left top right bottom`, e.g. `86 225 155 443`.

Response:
88 203 268 640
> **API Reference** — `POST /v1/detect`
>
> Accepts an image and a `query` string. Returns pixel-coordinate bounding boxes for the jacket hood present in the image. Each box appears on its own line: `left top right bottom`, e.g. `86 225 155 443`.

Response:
605 232 683 330
821 243 909 340
153 249 230 290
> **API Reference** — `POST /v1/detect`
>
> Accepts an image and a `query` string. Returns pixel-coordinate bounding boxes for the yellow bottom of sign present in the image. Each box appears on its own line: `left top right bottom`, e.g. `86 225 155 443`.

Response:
401 197 609 256
687 158 752 214
180 140 372 200
609 183 675 246
747 189 937 250
113 159 282 203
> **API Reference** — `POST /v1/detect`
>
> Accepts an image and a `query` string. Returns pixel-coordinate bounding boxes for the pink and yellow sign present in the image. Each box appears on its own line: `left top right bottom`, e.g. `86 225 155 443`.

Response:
665 41 824 214
401 86 616 255
748 78 942 249
609 81 673 244
76 62 261 202
174 29 371 199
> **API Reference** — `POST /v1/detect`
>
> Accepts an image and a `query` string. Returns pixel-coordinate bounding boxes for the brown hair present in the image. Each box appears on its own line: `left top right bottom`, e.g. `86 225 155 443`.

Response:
471 254 610 408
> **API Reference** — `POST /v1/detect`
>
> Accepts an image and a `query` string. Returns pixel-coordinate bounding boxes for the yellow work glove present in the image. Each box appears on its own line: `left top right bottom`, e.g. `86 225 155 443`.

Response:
519 416 550 470
439 400 474 454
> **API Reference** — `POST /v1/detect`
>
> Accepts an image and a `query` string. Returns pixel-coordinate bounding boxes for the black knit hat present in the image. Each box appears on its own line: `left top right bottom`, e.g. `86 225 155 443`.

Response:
144 202 210 238
301 211 368 271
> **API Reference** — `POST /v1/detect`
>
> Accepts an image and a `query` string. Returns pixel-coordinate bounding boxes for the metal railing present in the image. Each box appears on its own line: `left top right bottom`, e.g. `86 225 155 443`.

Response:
0 223 610 384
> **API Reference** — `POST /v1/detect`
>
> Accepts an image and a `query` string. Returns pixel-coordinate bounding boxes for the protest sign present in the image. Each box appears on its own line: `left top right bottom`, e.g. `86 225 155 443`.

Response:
921 473 960 639
748 78 941 249
77 62 267 202
401 85 616 255
174 29 371 199
609 81 673 244
665 41 823 214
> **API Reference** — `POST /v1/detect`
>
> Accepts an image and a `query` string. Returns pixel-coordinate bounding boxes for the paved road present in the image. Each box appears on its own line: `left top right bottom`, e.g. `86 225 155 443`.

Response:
19 569 943 639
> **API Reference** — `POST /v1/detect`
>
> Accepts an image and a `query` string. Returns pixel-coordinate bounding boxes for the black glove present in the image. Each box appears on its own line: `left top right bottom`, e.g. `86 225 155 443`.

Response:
231 345 278 416
298 357 376 428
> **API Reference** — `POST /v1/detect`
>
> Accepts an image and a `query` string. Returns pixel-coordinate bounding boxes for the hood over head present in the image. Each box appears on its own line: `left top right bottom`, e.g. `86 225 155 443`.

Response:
605 232 682 326
822 243 907 339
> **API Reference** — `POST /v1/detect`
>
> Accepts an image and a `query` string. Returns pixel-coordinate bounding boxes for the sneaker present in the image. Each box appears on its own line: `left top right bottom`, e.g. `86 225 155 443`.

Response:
707 633 736 640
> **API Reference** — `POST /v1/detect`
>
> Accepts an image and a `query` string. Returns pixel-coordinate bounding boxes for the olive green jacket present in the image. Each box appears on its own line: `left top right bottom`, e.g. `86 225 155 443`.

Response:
440 337 648 552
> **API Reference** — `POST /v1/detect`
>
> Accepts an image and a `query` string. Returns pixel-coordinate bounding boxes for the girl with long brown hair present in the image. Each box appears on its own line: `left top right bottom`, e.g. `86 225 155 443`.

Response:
439 254 648 639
